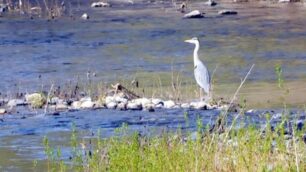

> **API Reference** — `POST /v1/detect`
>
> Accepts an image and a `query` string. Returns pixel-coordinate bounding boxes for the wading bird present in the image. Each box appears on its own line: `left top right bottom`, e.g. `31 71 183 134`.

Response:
184 37 211 101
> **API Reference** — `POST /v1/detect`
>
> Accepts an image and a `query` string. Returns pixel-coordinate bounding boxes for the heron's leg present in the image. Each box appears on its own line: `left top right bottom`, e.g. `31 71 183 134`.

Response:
199 88 203 101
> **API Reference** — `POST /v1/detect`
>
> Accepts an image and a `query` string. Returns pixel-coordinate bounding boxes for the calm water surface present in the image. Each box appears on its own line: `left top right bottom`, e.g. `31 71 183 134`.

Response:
1 1 306 170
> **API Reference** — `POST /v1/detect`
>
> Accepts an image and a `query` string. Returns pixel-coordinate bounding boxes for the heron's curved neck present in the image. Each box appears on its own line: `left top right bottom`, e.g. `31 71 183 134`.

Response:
193 42 200 65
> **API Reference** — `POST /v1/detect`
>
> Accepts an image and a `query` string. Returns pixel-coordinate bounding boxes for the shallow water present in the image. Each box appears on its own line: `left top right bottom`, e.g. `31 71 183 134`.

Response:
0 107 304 171
1 1 306 170
1 1 306 92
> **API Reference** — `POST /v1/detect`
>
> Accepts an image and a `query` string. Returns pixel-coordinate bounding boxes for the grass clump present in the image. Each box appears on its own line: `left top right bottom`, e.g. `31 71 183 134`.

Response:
42 119 306 172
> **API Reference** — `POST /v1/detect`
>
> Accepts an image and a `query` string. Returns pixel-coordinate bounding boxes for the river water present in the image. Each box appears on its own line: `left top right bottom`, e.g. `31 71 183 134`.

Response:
0 1 306 171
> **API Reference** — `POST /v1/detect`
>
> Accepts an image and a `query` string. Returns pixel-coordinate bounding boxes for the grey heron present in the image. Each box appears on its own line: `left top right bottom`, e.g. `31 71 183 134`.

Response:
184 37 211 101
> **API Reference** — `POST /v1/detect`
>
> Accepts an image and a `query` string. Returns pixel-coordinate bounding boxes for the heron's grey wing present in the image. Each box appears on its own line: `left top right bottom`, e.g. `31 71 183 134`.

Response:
194 61 210 94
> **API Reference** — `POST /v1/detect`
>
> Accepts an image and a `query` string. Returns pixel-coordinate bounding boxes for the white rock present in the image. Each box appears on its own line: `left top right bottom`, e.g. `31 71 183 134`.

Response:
181 103 190 109
127 102 142 110
151 98 163 105
163 100 175 109
106 102 117 109
218 10 238 15
91 2 111 8
183 10 204 18
0 108 6 114
155 103 163 109
81 100 95 109
50 97 59 104
71 101 82 109
114 96 128 104
56 104 68 111
81 13 89 20
190 101 209 110
7 99 26 107
133 98 151 107
105 96 115 104
80 97 91 102
278 0 291 3
117 102 127 110
144 103 155 110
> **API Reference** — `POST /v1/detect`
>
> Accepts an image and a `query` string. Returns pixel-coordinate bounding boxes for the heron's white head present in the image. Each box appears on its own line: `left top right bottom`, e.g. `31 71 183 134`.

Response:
184 37 199 44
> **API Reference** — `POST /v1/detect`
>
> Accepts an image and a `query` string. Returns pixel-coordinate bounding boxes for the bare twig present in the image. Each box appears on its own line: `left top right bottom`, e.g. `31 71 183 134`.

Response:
221 64 255 139
219 64 255 132
44 84 54 115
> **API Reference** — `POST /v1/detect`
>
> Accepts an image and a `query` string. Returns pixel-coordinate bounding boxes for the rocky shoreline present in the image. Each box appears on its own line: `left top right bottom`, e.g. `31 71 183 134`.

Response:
0 83 239 115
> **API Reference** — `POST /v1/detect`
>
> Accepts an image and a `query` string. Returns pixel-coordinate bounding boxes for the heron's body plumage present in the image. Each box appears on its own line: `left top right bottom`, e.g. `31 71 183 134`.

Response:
185 37 211 98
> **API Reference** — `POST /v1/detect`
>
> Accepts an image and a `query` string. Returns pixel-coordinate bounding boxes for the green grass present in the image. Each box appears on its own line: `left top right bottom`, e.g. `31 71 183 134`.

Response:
39 64 306 172
41 117 306 172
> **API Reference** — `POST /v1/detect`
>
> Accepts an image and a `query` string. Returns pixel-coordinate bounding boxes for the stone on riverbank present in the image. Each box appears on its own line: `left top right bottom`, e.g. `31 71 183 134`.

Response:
183 10 204 18
91 2 111 8
164 100 175 108
72 101 81 109
25 93 46 108
106 102 117 109
181 103 191 109
191 101 209 110
127 102 142 110
0 4 8 14
218 10 238 15
56 104 68 111
7 99 27 107
80 97 95 109
117 102 127 111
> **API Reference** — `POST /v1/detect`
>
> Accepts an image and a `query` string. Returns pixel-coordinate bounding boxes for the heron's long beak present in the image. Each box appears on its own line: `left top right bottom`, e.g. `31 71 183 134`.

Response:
184 39 192 43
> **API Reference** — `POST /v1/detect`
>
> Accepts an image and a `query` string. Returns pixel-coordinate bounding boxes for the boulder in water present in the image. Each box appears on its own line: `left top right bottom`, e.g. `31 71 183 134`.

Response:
25 93 46 108
183 10 204 18
218 10 238 15
91 2 111 8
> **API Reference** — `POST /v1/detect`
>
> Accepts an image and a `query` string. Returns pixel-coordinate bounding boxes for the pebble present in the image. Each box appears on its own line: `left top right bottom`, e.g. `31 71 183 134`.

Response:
91 2 111 8
183 10 204 18
106 102 117 109
218 10 238 15
0 108 6 114
164 100 175 109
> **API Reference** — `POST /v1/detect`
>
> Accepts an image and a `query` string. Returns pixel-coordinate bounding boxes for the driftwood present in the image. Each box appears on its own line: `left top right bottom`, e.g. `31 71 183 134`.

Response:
108 83 140 100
